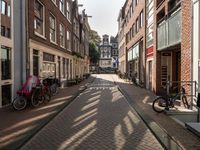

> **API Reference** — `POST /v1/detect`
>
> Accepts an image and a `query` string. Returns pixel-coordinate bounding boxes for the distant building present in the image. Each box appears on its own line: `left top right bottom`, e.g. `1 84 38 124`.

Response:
110 35 119 68
99 35 112 68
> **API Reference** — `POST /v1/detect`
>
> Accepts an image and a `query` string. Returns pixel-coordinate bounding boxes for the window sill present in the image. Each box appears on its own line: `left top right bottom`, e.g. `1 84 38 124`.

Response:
60 45 65 49
51 1 57 7
34 32 46 40
50 40 58 45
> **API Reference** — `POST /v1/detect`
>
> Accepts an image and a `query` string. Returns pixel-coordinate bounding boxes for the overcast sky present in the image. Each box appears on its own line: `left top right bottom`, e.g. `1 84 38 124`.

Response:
78 0 126 37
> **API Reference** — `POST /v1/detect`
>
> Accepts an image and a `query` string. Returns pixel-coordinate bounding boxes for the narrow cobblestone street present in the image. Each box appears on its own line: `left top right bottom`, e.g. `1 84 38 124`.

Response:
19 74 163 150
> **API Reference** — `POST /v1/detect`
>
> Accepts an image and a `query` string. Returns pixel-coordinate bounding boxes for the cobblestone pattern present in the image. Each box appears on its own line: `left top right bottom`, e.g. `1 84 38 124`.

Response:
20 74 163 150
112 75 200 150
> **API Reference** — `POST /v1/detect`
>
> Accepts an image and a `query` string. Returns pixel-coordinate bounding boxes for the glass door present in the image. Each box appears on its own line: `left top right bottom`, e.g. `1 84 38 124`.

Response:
1 46 12 106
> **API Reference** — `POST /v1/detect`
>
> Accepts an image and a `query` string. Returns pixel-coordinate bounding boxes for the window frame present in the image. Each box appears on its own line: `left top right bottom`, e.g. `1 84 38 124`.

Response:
59 23 65 48
34 0 46 38
49 13 57 43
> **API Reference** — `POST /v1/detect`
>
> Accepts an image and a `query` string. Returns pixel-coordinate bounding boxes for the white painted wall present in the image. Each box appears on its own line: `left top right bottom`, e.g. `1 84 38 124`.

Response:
193 0 200 93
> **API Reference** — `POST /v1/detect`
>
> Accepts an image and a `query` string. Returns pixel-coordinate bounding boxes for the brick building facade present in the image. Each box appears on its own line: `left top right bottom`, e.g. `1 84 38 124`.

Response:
0 0 13 107
124 0 146 85
118 0 194 95
0 0 91 107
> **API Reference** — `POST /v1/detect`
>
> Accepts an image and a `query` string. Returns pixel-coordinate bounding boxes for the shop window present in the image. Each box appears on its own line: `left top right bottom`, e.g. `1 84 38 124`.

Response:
2 85 11 106
1 46 11 80
34 0 45 36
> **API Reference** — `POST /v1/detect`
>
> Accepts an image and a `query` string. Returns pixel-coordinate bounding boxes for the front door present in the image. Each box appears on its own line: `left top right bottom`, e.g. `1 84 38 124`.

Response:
0 46 13 107
149 61 153 90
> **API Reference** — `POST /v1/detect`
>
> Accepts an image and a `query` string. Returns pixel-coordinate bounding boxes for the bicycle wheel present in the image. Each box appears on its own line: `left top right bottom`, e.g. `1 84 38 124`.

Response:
152 97 167 113
182 95 189 109
31 88 42 107
13 96 27 111
44 89 51 103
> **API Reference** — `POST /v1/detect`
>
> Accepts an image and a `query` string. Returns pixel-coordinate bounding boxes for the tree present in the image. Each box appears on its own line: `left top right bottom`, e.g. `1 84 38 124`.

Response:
89 30 101 44
89 42 100 65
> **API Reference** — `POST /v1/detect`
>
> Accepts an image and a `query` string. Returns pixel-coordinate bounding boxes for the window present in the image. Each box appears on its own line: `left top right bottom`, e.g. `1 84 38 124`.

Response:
1 46 11 80
60 24 65 47
132 24 135 37
7 5 10 17
34 0 44 36
1 0 6 15
66 30 71 50
59 0 64 13
1 26 5 37
140 11 143 28
0 26 10 38
66 1 71 22
49 14 56 42
136 18 139 33
135 0 138 6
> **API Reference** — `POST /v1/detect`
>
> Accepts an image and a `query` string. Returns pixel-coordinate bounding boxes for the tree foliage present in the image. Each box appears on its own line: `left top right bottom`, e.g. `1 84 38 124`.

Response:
89 30 101 44
89 42 100 65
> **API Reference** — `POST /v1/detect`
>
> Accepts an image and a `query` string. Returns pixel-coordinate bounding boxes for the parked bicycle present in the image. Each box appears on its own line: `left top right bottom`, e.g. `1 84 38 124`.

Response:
12 76 40 110
43 77 59 96
152 84 190 113
31 78 51 107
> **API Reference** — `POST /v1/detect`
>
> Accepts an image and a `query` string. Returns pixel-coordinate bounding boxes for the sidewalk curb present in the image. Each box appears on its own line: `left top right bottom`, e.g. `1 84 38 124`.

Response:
5 76 96 150
113 79 184 150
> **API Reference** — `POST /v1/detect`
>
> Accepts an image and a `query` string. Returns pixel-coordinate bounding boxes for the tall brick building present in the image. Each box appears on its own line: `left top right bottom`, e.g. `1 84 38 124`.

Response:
154 0 192 94
118 0 194 95
124 0 146 85
0 0 91 107
0 0 13 107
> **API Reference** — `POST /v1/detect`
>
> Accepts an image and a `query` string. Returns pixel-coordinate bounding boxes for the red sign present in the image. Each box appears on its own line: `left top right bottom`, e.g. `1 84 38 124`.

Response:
146 46 153 58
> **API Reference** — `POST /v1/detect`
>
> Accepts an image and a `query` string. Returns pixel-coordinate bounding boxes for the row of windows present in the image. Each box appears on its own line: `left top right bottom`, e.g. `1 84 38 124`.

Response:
125 0 139 26
146 0 154 48
34 0 71 50
126 10 143 44
51 0 71 22
1 0 11 17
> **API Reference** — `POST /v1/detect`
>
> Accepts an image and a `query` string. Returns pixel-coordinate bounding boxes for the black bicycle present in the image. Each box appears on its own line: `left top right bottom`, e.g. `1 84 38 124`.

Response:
152 84 190 113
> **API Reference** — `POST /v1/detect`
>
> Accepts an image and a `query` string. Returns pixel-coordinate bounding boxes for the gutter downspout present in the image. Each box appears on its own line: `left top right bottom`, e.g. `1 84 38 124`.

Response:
191 0 194 110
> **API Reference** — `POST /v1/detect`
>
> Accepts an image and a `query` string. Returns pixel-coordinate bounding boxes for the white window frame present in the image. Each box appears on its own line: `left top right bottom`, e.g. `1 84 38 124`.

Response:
66 30 71 51
34 0 46 38
49 13 57 44
59 0 65 14
66 1 71 23
1 0 6 15
60 23 65 48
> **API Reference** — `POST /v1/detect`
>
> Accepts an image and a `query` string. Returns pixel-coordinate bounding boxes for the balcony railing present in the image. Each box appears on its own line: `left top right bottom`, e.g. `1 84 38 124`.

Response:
157 9 181 50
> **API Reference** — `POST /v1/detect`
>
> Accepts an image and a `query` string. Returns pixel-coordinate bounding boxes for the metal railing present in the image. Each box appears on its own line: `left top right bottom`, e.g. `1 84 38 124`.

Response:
166 81 197 110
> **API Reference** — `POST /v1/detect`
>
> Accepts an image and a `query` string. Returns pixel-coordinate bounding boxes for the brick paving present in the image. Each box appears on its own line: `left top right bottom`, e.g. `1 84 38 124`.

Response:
20 74 163 150
0 76 94 150
112 75 200 150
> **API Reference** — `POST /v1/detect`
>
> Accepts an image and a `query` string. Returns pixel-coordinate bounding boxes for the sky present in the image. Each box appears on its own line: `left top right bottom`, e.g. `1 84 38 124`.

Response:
78 0 126 37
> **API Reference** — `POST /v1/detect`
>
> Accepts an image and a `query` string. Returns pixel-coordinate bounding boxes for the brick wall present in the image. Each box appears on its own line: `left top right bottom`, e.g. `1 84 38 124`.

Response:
28 0 73 55
181 0 192 82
